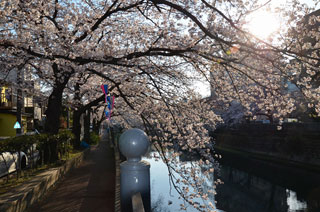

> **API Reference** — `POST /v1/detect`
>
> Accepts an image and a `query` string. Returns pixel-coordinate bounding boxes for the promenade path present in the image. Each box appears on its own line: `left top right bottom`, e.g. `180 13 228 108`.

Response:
27 133 116 212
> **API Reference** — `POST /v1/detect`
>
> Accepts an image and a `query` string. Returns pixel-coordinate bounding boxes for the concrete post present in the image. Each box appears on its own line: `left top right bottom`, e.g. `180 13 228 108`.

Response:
119 128 150 212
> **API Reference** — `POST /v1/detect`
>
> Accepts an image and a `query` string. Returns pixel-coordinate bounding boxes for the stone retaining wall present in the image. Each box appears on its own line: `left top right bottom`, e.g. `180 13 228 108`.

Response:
0 148 90 212
215 124 320 167
216 133 320 158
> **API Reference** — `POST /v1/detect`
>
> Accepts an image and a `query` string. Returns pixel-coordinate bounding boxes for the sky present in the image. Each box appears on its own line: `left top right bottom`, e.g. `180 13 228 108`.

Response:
194 0 319 98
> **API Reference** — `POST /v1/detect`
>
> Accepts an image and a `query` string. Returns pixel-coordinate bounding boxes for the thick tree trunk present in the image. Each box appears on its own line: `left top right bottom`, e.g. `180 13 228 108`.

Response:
45 87 64 134
45 87 64 162
72 94 105 148
84 109 91 143
93 118 103 134
72 110 82 149
44 63 73 162
92 106 105 134
45 63 72 134
92 117 98 133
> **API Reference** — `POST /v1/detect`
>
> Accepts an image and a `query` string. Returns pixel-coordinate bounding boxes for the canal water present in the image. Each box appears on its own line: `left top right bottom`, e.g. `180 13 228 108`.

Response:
144 151 320 212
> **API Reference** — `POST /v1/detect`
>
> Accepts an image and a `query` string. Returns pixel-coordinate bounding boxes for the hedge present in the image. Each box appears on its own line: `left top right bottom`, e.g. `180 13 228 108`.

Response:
0 130 75 180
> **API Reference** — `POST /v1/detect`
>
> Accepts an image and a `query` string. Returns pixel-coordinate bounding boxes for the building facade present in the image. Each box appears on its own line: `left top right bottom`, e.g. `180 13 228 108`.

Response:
0 67 46 137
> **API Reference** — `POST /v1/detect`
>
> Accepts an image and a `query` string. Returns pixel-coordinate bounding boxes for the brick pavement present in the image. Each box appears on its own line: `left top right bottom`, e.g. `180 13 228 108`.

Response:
27 134 116 212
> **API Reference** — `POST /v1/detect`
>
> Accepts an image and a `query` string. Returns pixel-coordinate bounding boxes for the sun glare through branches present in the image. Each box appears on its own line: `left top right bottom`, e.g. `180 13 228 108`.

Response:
245 10 281 40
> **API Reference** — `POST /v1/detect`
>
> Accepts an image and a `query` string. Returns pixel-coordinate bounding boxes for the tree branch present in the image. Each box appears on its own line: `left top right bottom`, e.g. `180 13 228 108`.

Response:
75 0 144 43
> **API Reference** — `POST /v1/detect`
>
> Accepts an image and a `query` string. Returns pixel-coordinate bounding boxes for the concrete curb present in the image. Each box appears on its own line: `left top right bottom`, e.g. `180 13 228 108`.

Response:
0 148 90 212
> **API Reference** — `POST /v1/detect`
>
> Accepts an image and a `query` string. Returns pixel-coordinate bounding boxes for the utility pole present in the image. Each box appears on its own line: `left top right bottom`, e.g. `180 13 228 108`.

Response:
16 21 23 136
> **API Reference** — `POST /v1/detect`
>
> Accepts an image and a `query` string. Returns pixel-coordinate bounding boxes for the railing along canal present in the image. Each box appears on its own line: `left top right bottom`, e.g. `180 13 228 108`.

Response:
132 192 145 212
119 128 151 212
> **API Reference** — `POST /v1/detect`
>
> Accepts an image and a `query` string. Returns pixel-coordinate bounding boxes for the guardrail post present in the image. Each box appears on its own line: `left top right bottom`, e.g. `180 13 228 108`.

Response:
119 128 151 212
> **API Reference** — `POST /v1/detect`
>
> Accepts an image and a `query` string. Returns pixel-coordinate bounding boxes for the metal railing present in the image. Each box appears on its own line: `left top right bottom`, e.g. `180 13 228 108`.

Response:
132 192 145 212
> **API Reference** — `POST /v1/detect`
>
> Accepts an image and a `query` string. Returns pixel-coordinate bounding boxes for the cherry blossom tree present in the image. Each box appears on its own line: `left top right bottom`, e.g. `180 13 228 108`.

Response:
0 0 319 210
68 71 106 147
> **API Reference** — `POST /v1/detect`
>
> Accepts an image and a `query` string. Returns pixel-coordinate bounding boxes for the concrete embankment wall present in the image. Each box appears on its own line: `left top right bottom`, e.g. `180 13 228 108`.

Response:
214 123 320 168
0 149 90 212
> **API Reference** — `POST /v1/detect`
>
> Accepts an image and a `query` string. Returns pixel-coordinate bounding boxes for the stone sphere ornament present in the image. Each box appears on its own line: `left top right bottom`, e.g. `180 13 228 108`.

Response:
119 128 150 162
119 128 151 212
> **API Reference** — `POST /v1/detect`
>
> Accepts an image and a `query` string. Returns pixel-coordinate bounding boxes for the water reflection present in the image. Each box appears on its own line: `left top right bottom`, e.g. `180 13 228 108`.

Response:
287 190 307 211
217 150 320 212
216 165 290 211
144 150 320 212
144 151 218 212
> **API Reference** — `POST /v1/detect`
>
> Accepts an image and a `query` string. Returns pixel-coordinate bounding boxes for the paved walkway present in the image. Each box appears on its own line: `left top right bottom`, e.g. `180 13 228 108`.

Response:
27 134 115 212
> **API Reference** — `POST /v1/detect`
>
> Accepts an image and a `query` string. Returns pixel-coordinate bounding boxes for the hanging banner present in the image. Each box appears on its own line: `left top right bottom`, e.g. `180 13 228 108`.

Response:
101 84 108 103
104 110 110 119
107 95 111 109
107 96 115 119
101 84 108 95
101 84 115 120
